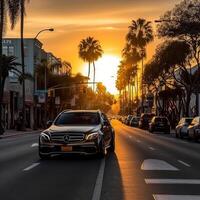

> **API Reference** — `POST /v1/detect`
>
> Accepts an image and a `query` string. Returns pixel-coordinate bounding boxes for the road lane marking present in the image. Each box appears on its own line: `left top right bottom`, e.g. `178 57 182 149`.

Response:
91 158 105 200
141 159 179 171
153 195 200 200
23 163 40 171
31 143 39 147
148 146 155 150
178 160 191 167
145 179 200 184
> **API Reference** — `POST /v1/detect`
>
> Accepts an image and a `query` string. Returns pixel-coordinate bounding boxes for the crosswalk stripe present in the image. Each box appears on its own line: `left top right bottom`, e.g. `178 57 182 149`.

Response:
141 159 179 171
153 195 200 200
145 179 200 184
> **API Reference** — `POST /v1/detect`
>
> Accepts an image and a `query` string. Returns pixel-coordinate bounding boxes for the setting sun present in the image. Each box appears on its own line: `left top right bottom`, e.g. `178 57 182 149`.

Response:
83 55 120 94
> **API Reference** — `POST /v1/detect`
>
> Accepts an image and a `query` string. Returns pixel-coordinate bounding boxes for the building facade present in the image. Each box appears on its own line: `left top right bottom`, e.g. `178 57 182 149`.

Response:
2 38 64 130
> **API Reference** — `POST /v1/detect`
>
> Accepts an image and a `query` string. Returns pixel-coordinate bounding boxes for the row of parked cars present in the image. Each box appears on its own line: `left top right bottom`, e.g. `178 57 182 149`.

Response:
120 114 200 142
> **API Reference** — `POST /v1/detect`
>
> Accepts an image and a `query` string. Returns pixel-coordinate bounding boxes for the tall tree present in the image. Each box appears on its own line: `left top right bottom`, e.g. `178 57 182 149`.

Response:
8 0 30 129
78 37 103 91
157 0 200 115
0 0 21 134
126 18 154 112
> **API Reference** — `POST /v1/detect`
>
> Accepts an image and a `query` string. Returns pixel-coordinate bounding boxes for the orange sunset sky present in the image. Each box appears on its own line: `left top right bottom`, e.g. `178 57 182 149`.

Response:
6 0 181 94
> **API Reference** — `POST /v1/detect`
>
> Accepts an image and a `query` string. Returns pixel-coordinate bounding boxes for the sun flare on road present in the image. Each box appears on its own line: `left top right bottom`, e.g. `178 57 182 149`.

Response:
83 55 120 94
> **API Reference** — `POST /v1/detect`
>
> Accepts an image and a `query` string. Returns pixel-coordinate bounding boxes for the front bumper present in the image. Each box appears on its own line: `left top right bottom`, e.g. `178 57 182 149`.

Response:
39 141 99 156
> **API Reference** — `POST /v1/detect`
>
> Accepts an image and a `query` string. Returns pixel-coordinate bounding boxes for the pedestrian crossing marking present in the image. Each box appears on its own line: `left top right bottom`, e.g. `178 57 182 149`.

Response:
153 195 200 200
141 159 179 171
145 179 200 184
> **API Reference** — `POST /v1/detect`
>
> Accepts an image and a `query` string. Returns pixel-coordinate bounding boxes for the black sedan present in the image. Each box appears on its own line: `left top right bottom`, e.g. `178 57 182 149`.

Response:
39 110 115 159
149 116 170 134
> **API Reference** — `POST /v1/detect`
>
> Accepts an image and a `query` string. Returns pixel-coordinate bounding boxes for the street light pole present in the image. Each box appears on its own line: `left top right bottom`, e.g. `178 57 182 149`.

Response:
35 28 54 39
34 28 54 128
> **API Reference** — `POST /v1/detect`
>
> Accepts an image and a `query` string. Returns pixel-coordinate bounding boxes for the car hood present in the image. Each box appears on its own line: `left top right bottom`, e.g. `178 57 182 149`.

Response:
48 124 101 134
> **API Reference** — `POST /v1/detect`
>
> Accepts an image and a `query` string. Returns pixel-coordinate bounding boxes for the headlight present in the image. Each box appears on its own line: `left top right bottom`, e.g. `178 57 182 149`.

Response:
86 132 99 141
40 132 51 143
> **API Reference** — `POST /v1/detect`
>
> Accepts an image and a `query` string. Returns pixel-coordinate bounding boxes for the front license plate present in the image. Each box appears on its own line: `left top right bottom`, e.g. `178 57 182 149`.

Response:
61 146 72 152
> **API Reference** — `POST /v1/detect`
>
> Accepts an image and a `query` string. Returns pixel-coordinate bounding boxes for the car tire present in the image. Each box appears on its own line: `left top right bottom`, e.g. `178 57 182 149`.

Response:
98 140 106 158
39 152 50 160
109 138 115 152
194 131 199 142
180 131 183 139
175 131 179 138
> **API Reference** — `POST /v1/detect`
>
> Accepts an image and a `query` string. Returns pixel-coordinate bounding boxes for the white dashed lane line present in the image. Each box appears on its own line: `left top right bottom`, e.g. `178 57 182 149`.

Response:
178 160 191 167
23 163 40 171
91 158 105 200
31 143 39 147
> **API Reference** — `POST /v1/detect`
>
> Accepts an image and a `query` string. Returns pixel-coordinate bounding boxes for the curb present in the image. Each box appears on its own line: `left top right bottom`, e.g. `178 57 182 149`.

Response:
0 130 42 139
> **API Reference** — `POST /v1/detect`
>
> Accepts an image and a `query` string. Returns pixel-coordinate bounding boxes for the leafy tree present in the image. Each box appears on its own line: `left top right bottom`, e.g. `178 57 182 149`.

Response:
157 0 200 68
0 56 22 133
144 39 196 116
8 0 30 129
0 0 22 133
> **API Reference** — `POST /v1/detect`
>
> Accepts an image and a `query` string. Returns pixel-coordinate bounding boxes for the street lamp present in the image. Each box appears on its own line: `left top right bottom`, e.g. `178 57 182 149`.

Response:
34 28 54 128
35 28 54 39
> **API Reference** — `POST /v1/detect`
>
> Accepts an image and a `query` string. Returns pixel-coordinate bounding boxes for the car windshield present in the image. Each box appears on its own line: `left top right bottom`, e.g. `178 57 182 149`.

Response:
54 112 100 126
185 118 193 124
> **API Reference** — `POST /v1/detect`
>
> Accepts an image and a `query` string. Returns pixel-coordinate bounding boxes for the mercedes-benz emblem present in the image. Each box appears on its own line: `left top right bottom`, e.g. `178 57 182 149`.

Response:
64 135 70 143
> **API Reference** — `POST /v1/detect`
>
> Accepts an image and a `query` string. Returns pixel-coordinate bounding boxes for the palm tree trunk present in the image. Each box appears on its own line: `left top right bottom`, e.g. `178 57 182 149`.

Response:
0 0 5 134
93 61 95 92
20 0 26 130
88 62 91 78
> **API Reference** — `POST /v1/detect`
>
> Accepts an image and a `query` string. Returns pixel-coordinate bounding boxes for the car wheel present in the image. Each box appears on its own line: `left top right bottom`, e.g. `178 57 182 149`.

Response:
180 130 183 139
39 152 50 160
98 140 106 158
175 130 179 138
109 137 115 152
194 131 199 142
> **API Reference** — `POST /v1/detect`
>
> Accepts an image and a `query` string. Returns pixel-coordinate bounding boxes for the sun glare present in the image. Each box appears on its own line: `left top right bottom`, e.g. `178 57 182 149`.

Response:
83 55 120 94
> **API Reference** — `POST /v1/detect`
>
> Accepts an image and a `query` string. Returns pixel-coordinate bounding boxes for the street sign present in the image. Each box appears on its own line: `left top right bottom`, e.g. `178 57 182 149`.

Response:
34 90 48 96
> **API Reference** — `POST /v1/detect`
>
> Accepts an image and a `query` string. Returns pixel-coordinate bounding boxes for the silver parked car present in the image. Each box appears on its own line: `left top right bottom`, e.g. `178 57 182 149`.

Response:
188 116 200 142
175 117 193 138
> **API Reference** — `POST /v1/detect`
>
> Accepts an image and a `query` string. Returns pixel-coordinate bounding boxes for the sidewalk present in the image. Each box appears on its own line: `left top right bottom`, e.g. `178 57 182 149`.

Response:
0 129 42 139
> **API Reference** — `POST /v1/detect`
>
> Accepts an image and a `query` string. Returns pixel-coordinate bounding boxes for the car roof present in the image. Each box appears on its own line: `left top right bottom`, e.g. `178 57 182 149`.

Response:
62 110 101 114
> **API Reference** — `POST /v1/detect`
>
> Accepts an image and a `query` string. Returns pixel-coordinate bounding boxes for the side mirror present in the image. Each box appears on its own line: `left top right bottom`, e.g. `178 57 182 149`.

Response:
46 120 53 128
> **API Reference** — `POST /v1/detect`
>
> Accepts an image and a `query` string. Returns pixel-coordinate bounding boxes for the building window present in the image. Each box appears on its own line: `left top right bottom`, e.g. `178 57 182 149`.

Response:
3 46 15 56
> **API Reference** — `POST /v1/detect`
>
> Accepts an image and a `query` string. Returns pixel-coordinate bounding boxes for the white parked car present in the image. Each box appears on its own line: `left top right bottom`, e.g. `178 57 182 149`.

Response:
175 117 193 138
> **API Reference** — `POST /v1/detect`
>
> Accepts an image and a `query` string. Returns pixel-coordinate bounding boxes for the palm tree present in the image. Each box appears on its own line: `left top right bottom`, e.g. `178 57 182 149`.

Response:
126 18 154 112
8 0 29 129
0 56 22 133
78 37 103 91
0 0 22 134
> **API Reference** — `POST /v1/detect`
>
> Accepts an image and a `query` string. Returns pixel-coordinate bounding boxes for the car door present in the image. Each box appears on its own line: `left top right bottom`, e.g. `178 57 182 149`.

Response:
189 117 196 138
101 113 113 147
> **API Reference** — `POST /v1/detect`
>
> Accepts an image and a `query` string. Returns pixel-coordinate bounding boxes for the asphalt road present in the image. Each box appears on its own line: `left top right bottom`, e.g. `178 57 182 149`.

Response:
1 120 200 200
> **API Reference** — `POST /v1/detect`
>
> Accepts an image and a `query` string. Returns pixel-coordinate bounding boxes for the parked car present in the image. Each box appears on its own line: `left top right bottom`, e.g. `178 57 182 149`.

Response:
175 117 193 138
125 115 133 125
188 116 200 141
130 116 140 127
39 110 115 159
149 116 170 134
139 113 155 129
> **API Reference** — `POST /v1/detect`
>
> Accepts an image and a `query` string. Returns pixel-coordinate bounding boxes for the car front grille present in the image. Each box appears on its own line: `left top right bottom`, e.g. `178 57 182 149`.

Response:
51 132 85 143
